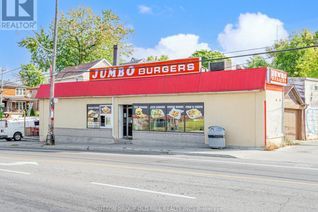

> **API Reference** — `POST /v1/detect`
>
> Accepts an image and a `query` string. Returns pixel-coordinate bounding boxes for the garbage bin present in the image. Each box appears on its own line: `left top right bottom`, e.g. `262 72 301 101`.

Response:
208 126 225 148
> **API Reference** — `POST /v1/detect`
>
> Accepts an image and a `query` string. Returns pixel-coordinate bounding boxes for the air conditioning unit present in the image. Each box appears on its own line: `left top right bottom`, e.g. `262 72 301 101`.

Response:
208 60 232 72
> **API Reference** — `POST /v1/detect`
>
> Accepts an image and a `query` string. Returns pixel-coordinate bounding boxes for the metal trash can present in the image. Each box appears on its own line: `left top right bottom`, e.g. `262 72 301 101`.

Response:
208 126 225 148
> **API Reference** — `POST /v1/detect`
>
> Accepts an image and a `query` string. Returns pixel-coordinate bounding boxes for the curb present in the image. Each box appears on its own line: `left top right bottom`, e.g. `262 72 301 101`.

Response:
0 145 237 158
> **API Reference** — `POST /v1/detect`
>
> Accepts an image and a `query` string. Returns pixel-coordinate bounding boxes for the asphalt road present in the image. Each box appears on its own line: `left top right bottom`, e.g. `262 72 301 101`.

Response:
0 149 318 212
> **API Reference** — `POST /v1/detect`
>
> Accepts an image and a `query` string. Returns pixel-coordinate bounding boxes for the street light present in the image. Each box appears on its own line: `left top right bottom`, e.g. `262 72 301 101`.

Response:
46 0 59 145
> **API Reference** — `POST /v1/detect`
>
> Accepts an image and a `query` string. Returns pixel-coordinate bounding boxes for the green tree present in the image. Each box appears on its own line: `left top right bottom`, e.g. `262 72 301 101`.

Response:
296 48 318 77
19 7 133 72
19 64 44 87
270 29 318 77
246 56 270 68
146 55 169 62
191 50 226 69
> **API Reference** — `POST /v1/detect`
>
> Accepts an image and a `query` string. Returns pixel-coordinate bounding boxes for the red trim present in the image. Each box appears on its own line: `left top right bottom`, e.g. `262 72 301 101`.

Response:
264 100 267 147
36 68 268 99
265 83 284 92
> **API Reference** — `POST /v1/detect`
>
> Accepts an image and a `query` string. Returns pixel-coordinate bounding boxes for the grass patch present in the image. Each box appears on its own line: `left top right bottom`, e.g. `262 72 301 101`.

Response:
282 138 301 147
265 143 279 151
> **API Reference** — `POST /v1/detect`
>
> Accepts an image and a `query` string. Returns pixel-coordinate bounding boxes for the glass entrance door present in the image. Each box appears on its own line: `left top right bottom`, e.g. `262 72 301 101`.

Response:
123 105 133 139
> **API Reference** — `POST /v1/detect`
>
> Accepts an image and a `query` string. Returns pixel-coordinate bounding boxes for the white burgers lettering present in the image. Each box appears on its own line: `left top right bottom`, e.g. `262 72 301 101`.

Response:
118 67 125 77
187 63 194 71
90 59 199 80
91 70 99 79
162 66 169 73
107 68 116 78
178 64 186 72
139 68 146 75
100 69 107 78
126 66 135 76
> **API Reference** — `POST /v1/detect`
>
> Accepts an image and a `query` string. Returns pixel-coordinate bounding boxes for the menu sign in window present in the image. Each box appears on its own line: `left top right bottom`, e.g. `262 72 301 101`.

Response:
87 104 112 129
150 105 166 131
132 103 204 133
87 104 100 128
100 105 112 128
185 104 204 132
167 104 185 132
133 105 149 131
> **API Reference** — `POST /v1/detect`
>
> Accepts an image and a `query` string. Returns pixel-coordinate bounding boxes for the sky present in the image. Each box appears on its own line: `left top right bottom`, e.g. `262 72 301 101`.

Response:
0 0 318 78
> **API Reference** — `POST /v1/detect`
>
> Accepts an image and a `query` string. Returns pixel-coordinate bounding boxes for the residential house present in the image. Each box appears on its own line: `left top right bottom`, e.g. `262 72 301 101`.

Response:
1 81 37 115
289 77 318 139
55 59 111 82
283 85 306 141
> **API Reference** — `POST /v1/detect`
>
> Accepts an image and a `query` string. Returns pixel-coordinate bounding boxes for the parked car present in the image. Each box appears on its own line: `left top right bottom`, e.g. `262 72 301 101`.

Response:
0 117 39 141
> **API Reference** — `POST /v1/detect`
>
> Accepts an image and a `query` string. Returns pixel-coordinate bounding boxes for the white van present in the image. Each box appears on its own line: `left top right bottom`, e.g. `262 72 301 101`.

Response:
0 117 39 141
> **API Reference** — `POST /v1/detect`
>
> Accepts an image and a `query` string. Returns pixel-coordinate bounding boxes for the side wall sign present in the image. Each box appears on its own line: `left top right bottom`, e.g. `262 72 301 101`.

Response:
267 68 288 86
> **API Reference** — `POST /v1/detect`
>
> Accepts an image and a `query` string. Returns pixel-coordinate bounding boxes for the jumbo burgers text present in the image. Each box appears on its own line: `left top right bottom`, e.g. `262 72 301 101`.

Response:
89 58 201 80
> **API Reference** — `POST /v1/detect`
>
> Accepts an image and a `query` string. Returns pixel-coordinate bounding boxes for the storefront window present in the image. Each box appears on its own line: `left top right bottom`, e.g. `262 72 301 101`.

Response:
185 104 204 132
167 104 185 132
132 103 204 133
87 105 100 128
133 105 149 131
100 105 112 128
150 105 166 131
87 104 112 128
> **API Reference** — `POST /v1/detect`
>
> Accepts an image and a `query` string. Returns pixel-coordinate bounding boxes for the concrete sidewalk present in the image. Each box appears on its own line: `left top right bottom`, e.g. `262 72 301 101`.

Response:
1 138 318 166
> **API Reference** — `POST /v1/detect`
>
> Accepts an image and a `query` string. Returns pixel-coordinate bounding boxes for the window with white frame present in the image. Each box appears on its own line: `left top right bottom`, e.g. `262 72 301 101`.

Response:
16 88 26 96
16 102 25 111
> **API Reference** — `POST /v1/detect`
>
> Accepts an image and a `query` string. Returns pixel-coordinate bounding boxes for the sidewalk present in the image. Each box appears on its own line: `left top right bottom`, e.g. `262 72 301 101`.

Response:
1 139 318 166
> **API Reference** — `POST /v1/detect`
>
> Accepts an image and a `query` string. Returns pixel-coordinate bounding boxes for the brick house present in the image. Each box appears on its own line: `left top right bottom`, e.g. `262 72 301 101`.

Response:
1 81 37 115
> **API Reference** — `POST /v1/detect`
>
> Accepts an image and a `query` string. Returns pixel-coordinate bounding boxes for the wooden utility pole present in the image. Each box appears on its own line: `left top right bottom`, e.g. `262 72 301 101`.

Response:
46 0 59 145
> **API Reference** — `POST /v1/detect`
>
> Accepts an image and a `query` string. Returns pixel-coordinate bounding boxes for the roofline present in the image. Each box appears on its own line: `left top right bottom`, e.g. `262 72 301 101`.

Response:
289 77 318 82
38 89 264 100
98 58 112 66
285 85 306 106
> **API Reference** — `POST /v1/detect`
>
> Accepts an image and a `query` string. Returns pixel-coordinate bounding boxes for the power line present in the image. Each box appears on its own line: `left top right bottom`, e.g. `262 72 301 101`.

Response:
0 67 21 75
54 43 318 79
223 46 269 55
211 44 318 61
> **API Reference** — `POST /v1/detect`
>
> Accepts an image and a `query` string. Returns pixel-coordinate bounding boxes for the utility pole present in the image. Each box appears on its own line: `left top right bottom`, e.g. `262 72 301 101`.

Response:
46 0 59 145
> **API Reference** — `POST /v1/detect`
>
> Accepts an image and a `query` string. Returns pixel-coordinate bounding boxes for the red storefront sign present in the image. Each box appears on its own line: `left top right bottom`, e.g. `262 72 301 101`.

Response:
89 58 201 80
267 68 288 86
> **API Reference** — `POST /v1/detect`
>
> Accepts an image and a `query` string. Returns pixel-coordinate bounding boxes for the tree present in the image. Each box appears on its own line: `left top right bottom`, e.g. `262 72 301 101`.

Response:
296 48 318 77
191 50 226 69
146 55 169 62
19 7 133 72
19 64 44 87
246 56 270 68
270 29 318 77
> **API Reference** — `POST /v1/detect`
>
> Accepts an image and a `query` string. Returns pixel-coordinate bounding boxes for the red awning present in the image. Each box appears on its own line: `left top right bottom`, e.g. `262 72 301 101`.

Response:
36 68 268 99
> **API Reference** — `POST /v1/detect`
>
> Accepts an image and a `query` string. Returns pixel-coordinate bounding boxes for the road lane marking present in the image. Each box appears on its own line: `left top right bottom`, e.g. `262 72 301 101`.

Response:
90 163 318 188
1 150 318 187
171 157 318 171
0 162 39 166
0 168 31 175
91 182 196 200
